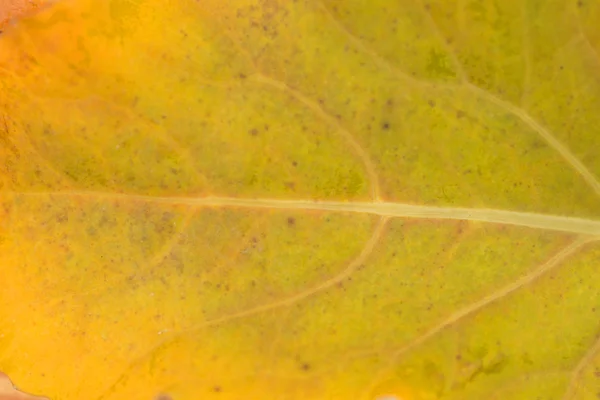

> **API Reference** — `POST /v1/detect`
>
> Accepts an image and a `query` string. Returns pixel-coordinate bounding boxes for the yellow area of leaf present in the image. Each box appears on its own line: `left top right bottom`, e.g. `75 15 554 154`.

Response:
0 0 599 399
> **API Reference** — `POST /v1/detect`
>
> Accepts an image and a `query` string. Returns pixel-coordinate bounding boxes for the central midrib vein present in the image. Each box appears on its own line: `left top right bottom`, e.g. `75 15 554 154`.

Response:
11 191 600 236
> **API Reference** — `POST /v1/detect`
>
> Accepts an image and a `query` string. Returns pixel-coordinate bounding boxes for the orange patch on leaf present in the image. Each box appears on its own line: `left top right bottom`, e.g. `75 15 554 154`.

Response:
0 0 54 29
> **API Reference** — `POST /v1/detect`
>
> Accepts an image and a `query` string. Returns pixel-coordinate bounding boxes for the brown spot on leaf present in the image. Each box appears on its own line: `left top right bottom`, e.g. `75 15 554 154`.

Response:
300 362 311 371
284 181 295 190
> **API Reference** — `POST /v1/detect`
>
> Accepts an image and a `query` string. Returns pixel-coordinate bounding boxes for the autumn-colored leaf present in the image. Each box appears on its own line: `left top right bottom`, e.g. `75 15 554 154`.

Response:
0 0 600 399
0 0 54 29
0 373 46 400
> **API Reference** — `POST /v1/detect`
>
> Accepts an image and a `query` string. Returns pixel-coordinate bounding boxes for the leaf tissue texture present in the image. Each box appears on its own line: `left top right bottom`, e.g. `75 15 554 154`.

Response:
0 0 599 399
0 0 54 28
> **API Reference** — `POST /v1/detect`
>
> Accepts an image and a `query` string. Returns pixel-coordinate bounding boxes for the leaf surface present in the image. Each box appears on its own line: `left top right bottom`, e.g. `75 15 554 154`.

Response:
0 0 599 399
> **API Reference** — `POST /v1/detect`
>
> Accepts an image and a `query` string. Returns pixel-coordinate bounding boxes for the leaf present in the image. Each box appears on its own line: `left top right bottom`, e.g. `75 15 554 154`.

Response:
0 0 55 28
0 372 46 400
0 373 47 400
0 0 599 399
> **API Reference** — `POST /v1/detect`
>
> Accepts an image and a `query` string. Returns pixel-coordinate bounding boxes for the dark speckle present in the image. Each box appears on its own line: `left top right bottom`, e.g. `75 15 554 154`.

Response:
382 122 390 130
56 212 68 223
285 181 296 190
213 386 222 393
300 362 311 371
249 128 258 136
428 100 436 107
155 394 173 400
292 160 298 167
287 217 296 226
456 110 466 119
